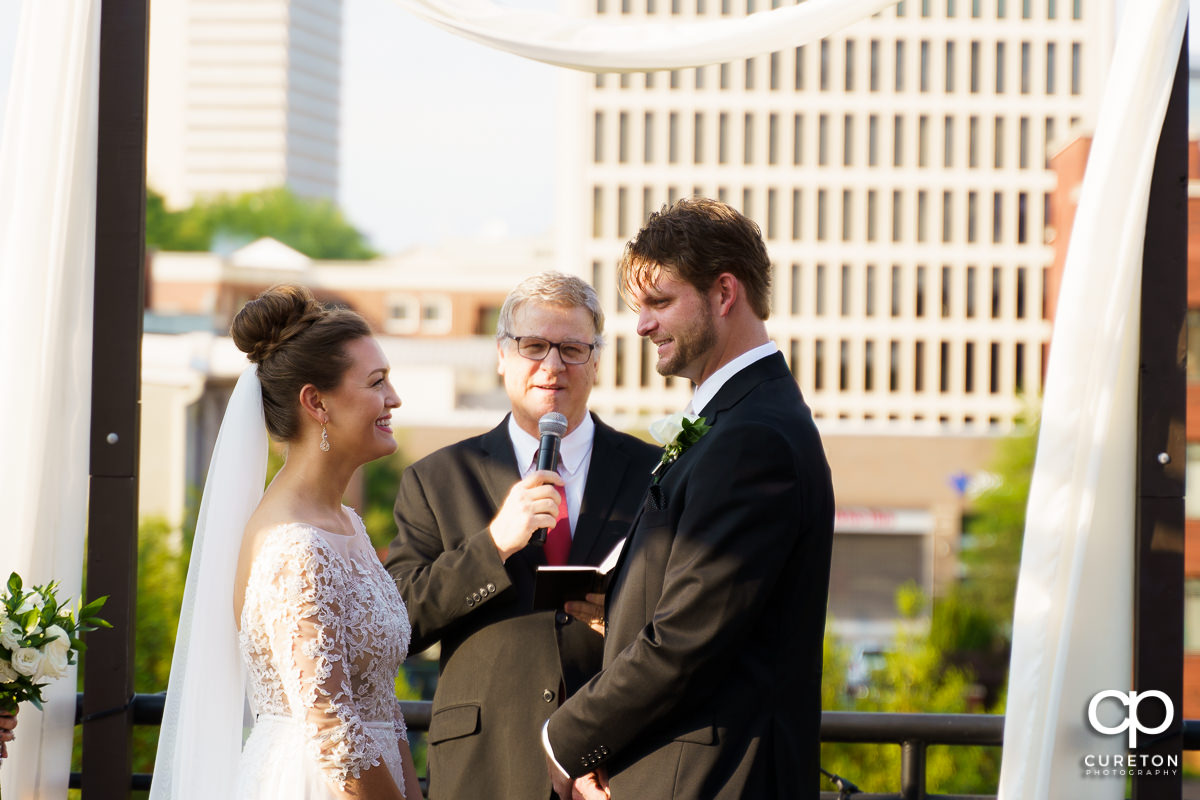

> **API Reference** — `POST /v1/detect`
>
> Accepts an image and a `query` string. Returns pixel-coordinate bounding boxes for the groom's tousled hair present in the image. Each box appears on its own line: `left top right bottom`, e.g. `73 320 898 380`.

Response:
231 284 371 441
618 197 772 320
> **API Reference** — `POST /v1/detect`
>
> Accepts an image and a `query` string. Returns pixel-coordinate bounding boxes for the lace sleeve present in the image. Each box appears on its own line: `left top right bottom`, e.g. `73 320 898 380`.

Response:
265 532 389 789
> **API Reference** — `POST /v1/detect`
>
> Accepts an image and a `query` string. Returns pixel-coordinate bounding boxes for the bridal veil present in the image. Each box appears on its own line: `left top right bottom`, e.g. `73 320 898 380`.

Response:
150 365 267 799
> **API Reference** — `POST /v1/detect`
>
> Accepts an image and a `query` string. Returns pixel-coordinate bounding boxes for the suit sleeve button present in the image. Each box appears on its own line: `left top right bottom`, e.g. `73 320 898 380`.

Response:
466 596 475 607
486 582 497 592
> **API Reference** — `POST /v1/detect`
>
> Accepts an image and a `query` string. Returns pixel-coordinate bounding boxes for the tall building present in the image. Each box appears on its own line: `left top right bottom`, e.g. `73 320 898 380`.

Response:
559 0 1113 435
557 0 1115 642
147 0 342 209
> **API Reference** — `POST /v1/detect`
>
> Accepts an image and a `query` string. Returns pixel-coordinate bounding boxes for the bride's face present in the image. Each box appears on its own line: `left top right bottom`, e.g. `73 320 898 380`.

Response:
322 337 401 463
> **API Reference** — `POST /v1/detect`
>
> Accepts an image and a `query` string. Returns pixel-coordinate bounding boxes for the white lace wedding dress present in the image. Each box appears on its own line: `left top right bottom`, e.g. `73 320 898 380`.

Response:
236 512 411 799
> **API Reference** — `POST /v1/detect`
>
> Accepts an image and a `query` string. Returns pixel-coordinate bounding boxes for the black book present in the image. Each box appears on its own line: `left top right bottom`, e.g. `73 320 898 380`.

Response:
532 566 605 611
532 537 625 611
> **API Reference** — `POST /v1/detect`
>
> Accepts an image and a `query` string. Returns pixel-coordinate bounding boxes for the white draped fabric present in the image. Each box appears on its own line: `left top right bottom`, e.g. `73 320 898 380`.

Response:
0 0 1180 792
997 2 1186 798
391 0 896 71
0 1 100 798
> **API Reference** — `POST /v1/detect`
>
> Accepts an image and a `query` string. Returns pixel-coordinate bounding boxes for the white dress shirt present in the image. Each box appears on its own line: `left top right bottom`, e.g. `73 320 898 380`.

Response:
508 411 595 534
689 341 778 415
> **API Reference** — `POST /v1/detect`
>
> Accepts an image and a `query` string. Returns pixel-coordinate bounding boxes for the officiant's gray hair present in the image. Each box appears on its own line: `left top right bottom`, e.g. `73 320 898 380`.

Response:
495 271 605 347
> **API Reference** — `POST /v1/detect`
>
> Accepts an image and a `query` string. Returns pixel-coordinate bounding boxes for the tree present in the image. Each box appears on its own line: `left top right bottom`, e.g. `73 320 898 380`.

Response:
957 418 1039 632
931 417 1040 703
820 585 1002 796
146 186 378 260
359 444 412 551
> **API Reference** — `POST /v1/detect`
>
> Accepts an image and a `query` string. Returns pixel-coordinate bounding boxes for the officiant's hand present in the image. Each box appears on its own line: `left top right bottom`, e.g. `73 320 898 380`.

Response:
490 470 565 562
565 593 606 636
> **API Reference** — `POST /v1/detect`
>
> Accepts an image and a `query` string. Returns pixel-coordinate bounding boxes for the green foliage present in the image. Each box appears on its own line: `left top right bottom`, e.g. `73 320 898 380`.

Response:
958 419 1039 634
820 587 1002 796
394 666 427 774
359 444 411 551
146 186 377 260
131 518 189 773
894 580 925 620
135 519 186 695
930 590 1002 654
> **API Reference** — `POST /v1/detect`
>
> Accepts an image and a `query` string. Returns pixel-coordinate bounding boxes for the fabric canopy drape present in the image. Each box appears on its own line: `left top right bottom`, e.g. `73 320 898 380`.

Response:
391 0 896 71
0 0 101 798
996 1 1186 798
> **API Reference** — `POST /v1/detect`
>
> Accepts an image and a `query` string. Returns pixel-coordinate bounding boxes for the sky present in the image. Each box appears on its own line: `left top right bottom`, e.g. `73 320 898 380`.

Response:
0 0 561 255
0 1 1195 254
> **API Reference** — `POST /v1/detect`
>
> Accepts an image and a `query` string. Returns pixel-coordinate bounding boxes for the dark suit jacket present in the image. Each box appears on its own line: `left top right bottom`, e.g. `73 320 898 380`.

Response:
547 353 835 799
385 413 659 800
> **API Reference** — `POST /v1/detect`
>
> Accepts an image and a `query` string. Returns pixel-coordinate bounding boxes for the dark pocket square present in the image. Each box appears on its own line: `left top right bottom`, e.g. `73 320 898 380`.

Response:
645 484 666 512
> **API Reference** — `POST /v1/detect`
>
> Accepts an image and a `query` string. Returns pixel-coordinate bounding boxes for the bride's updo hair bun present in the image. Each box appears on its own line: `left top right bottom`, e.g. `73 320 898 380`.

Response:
230 284 324 365
231 284 371 441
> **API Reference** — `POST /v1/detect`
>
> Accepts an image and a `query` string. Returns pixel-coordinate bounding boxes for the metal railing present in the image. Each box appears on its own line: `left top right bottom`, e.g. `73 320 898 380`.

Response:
69 694 1200 798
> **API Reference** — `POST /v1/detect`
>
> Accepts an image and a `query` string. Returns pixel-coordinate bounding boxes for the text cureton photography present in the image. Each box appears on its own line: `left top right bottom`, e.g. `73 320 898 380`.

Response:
1082 753 1179 778
1081 689 1178 778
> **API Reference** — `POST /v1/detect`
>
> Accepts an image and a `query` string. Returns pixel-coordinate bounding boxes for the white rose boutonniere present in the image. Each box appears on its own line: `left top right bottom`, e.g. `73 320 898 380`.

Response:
648 412 711 483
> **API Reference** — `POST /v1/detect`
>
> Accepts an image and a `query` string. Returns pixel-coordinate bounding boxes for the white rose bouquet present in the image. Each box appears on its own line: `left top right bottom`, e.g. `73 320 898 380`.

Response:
0 572 109 714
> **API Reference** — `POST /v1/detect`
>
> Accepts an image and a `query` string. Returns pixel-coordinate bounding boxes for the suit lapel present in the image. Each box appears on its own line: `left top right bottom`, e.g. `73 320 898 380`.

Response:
607 353 791 597
477 416 522 504
697 351 791 423
569 417 631 564
477 416 547 567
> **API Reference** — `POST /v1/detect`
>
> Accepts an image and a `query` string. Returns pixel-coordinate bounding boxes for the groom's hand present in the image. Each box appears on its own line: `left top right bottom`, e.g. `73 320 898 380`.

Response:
547 747 574 800
573 768 611 799
490 470 565 562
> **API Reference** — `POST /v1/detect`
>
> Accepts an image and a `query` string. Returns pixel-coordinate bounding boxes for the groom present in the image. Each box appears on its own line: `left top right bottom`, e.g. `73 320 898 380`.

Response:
544 198 835 798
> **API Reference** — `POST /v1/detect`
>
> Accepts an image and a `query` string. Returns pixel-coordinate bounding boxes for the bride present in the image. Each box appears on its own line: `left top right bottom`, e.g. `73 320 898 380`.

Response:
151 285 421 800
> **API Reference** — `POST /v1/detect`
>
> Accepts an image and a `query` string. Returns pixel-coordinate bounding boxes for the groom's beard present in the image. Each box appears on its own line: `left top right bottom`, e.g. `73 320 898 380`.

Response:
656 308 717 378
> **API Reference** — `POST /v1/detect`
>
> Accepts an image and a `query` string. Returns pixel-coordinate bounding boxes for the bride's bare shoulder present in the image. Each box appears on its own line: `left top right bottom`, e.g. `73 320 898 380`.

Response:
242 493 308 542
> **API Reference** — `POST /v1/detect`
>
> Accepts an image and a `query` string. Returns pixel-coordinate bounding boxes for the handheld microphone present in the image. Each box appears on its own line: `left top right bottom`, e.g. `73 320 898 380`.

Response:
530 411 569 547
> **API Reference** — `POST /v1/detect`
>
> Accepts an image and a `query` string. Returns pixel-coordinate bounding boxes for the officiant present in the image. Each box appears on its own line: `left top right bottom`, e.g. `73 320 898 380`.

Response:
385 272 658 799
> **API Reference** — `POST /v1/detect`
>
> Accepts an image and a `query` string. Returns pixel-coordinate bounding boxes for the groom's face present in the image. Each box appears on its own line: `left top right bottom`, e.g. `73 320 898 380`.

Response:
498 301 599 439
633 271 717 383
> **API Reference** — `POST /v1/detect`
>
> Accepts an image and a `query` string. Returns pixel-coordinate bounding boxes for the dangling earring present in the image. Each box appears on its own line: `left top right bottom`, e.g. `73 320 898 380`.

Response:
320 423 331 452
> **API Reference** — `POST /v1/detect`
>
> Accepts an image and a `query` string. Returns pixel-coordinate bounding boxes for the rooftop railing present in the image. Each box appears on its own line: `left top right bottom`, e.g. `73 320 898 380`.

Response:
67 694 1198 798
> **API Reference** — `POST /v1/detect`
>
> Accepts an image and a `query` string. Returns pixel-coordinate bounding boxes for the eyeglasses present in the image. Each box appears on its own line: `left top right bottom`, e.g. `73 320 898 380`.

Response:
506 336 597 365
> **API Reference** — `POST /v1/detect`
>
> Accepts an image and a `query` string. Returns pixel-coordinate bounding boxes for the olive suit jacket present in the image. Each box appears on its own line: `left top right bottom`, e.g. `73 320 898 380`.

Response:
546 353 835 799
385 414 659 800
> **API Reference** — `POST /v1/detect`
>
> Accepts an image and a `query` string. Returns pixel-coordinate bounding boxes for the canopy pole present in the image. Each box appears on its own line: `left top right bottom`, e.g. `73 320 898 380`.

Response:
81 0 149 793
1131 19 1187 800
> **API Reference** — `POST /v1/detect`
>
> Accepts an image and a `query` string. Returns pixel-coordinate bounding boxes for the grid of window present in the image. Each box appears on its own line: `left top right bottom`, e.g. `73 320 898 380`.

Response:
579 3 1097 430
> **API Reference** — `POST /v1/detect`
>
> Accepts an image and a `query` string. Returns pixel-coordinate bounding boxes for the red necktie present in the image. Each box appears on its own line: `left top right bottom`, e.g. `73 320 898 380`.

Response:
545 483 571 566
